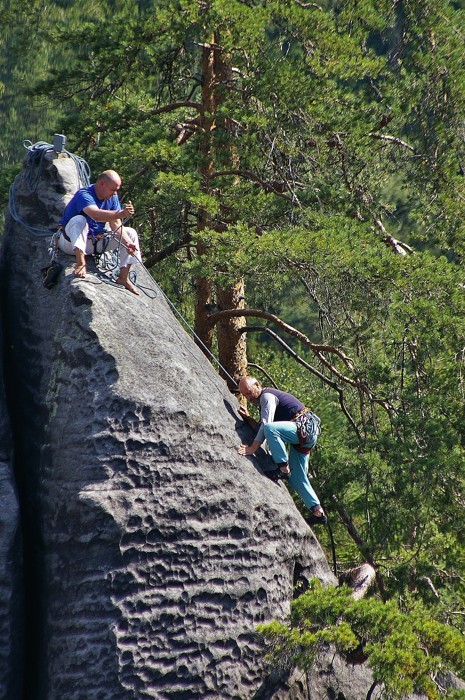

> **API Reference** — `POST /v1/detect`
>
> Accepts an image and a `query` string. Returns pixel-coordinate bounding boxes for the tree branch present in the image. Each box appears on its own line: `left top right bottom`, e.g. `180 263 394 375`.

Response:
208 169 295 202
331 495 386 599
143 232 192 268
211 309 394 419
369 132 416 153
210 308 355 372
332 133 415 256
246 362 278 388
293 0 323 8
372 216 415 256
145 100 202 117
242 325 361 438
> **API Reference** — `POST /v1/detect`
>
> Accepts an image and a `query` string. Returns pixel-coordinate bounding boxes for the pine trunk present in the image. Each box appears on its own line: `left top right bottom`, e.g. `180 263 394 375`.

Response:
194 32 248 384
216 281 247 391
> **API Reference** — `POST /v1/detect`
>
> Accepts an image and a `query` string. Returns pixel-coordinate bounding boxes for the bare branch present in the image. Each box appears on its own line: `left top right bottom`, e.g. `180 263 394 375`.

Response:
210 307 355 371
372 217 415 256
332 133 415 256
143 232 192 268
210 309 394 419
208 169 295 202
293 0 323 8
331 495 386 599
246 362 278 388
369 132 416 153
421 576 440 599
145 101 202 117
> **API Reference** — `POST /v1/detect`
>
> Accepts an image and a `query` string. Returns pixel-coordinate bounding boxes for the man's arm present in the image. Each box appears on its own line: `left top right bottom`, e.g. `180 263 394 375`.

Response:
84 200 138 253
109 203 139 252
82 201 134 225
238 405 259 431
255 392 278 441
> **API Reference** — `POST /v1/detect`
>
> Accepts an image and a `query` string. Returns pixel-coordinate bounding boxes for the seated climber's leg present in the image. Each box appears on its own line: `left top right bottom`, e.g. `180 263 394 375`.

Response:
116 226 140 268
108 226 140 296
58 215 90 278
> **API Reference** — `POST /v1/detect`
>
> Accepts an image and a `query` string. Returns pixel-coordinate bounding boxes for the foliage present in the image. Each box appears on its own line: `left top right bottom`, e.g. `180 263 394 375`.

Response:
3 0 465 612
258 579 465 700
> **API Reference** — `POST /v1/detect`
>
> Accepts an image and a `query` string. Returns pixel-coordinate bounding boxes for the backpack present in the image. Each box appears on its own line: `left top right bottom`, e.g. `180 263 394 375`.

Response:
294 410 321 448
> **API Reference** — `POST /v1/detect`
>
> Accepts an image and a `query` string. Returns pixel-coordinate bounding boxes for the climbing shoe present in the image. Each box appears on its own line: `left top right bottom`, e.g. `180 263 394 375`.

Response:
265 467 290 482
41 260 63 289
306 507 327 526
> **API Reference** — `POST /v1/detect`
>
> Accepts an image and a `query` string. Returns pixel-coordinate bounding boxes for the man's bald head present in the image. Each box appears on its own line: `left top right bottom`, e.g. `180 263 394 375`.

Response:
238 376 262 402
94 170 122 199
98 170 121 186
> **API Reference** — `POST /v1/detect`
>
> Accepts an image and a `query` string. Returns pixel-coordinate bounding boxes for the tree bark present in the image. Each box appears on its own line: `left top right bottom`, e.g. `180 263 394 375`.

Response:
216 281 247 390
193 26 248 380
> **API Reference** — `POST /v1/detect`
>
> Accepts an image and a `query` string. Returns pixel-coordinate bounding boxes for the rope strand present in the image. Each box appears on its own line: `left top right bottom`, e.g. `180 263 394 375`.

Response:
104 233 238 387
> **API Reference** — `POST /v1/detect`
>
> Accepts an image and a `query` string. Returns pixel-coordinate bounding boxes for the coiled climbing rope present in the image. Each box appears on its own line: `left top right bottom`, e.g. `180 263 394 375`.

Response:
8 140 90 237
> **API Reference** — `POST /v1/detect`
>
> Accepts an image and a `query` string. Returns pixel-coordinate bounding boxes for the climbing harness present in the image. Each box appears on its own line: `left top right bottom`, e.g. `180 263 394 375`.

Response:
39 226 64 288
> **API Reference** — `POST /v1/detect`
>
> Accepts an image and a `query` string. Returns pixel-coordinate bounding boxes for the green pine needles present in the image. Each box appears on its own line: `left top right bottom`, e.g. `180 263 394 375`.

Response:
257 579 465 700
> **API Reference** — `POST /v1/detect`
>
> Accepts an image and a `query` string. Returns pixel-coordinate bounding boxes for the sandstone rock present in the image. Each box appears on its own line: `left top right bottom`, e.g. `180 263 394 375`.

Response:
1 150 336 699
0 322 21 700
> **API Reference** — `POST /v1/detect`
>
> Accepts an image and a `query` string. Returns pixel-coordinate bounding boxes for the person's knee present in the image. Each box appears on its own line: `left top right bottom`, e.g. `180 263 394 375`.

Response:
67 215 88 242
264 423 277 440
68 215 87 231
124 226 138 243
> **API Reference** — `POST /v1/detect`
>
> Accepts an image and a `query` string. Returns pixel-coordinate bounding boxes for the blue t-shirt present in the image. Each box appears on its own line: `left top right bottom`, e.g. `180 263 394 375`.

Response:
60 184 121 236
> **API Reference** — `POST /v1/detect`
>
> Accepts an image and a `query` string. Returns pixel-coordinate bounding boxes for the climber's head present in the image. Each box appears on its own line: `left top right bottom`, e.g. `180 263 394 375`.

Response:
238 376 262 403
95 170 122 199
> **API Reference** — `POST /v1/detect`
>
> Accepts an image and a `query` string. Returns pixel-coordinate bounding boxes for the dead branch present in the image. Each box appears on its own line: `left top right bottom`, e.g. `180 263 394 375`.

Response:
421 576 440 599
372 216 414 256
208 169 295 202
332 133 352 190
246 362 279 388
143 231 192 267
332 133 415 256
243 325 361 438
369 132 416 153
293 0 323 8
331 495 386 599
145 100 202 117
211 309 394 415
210 307 355 371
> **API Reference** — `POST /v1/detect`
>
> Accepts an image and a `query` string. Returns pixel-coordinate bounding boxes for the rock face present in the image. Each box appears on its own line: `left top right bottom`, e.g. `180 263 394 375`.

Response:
1 151 339 699
0 324 21 700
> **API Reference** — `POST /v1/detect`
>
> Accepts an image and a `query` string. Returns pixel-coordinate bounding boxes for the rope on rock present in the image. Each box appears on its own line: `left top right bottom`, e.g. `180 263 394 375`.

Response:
154 278 239 389
104 234 238 388
8 140 91 238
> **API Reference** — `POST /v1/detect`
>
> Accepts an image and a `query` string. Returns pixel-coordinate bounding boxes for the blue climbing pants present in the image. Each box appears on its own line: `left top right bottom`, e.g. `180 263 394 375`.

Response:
263 421 320 509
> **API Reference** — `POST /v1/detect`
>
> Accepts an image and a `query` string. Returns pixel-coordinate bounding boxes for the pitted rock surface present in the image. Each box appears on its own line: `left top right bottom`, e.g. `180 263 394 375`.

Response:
1 152 336 699
0 322 21 700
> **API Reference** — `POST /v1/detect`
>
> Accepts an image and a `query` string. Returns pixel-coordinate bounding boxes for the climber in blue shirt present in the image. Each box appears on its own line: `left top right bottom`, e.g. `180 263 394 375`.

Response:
59 169 141 295
237 376 327 526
